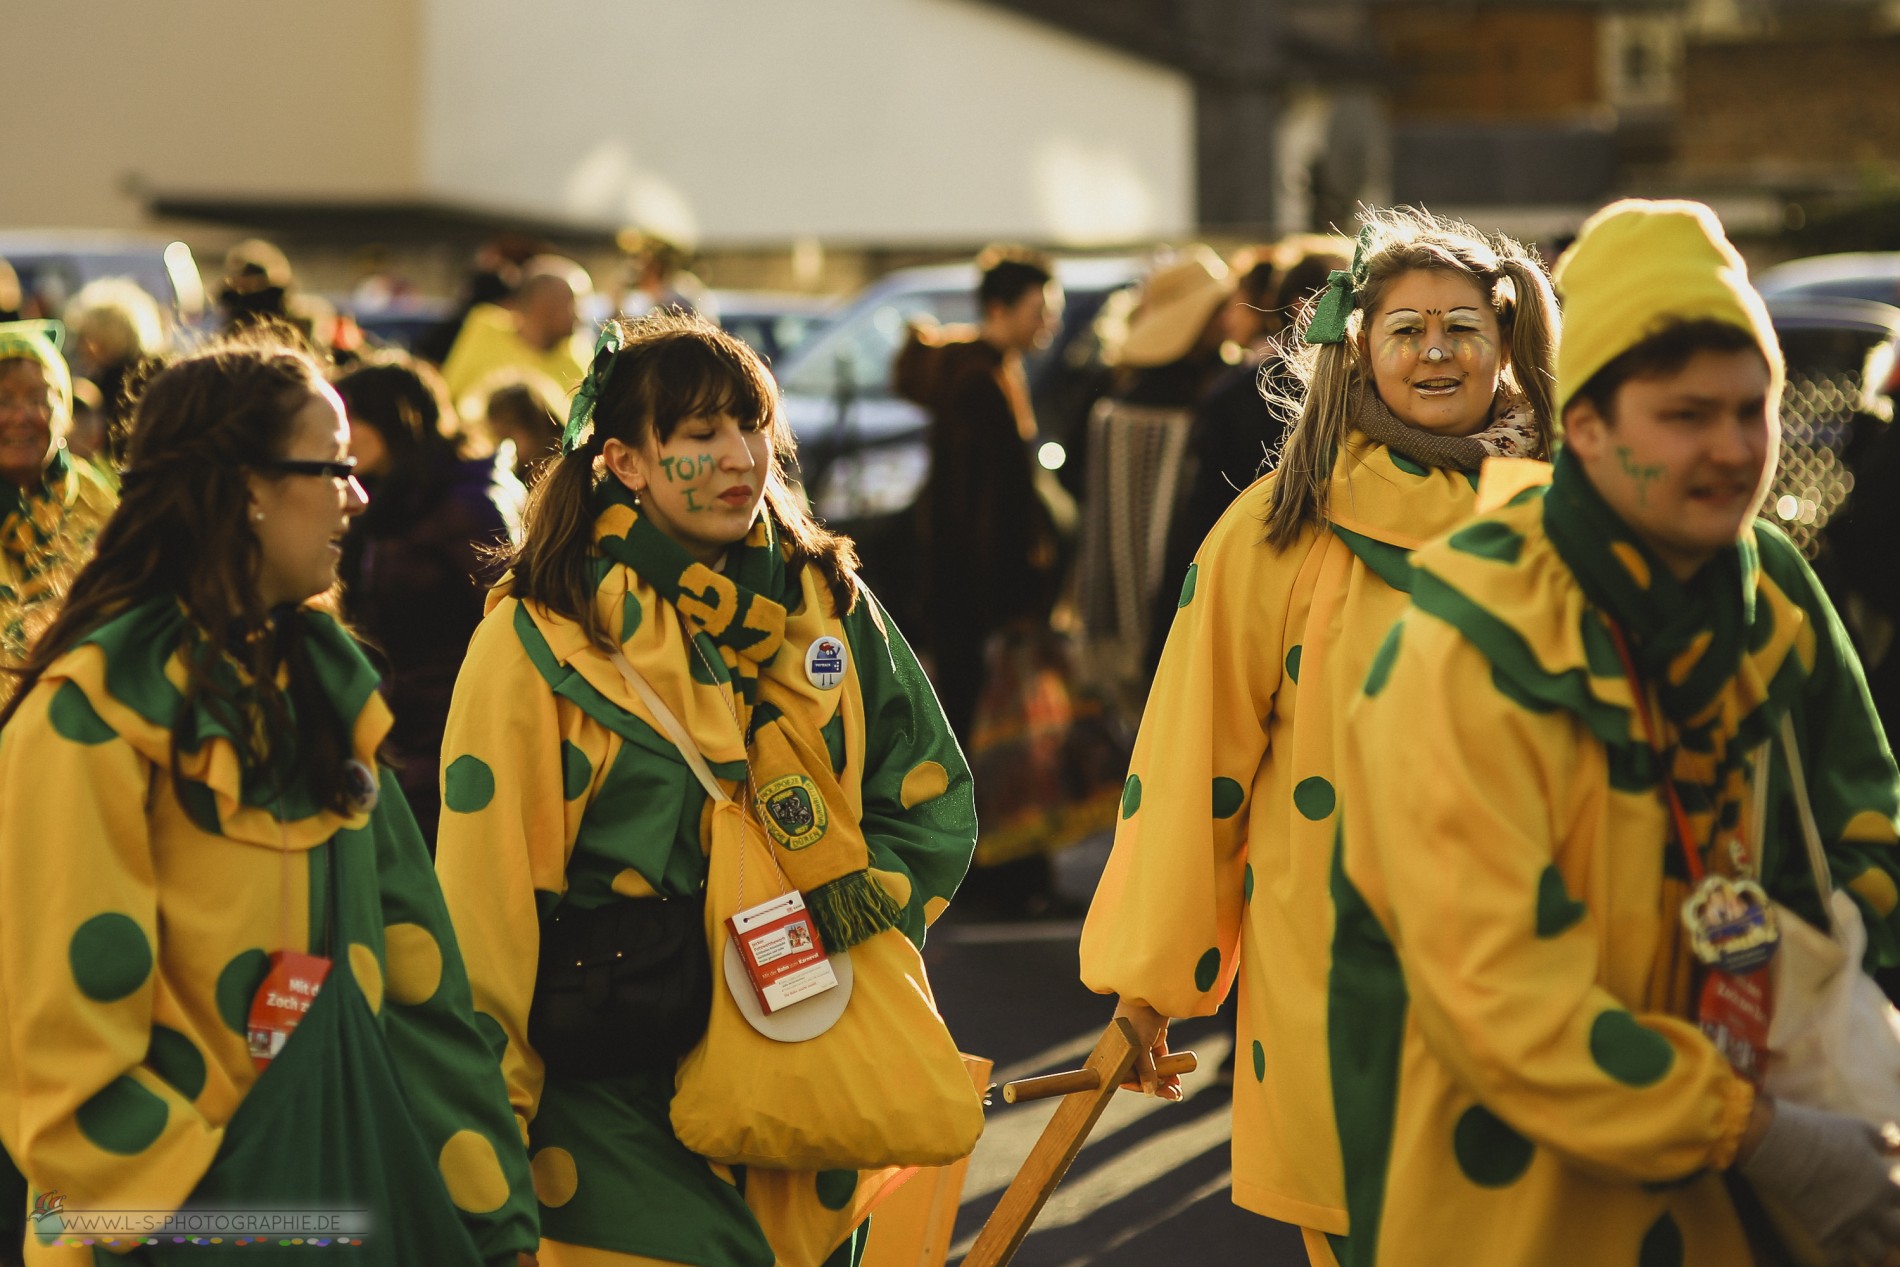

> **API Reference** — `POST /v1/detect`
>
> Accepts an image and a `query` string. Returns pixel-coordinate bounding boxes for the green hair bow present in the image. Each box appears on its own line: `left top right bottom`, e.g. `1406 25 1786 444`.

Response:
560 322 627 455
1302 225 1376 346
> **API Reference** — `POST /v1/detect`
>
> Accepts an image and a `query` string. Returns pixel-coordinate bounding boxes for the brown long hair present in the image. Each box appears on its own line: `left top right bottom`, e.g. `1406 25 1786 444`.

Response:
1 331 364 814
1263 206 1560 547
507 312 860 651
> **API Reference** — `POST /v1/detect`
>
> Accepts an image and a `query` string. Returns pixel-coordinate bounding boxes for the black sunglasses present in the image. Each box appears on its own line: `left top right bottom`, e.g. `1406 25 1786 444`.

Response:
256 458 359 480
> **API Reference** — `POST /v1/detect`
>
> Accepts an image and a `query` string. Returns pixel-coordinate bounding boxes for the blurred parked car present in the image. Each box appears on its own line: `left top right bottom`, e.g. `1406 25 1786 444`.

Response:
0 230 206 326
773 256 1139 625
713 290 833 368
1757 252 1900 308
778 257 1139 522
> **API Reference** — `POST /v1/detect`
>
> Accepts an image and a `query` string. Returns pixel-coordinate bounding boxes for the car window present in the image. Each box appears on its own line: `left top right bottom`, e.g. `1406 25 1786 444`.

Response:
780 290 976 397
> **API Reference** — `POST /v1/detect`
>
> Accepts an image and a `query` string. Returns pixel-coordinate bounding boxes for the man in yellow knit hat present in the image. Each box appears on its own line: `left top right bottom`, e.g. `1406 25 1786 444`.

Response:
1333 199 1900 1263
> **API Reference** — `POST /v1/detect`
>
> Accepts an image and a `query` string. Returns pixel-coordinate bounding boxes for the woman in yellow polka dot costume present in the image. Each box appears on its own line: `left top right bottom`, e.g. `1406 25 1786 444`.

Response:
0 321 117 668
434 313 975 1267
1334 201 1900 1262
0 337 538 1265
1078 207 1560 1266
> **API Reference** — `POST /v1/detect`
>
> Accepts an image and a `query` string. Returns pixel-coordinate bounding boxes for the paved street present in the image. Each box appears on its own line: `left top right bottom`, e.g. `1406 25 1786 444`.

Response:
923 842 1309 1267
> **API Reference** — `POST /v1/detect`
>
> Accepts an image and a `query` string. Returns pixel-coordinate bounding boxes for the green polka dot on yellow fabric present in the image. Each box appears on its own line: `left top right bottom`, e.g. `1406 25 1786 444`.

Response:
1251 1041 1265 1082
1243 864 1254 903
70 913 152 1003
531 1146 579 1209
439 1130 511 1214
350 944 384 1015
1364 624 1402 697
443 755 495 814
1589 1010 1674 1087
1390 451 1430 477
147 1025 207 1101
1193 948 1221 993
561 742 593 801
611 868 659 899
620 591 644 640
1535 865 1587 937
900 761 949 810
1285 645 1302 683
1121 775 1142 820
76 1075 167 1155
1639 1213 1684 1267
384 923 443 1007
49 681 115 744
816 1169 857 1212
216 950 271 1035
1452 1104 1533 1187
175 778 220 833
1177 563 1199 608
1293 777 1335 821
1212 778 1245 820
1447 521 1525 565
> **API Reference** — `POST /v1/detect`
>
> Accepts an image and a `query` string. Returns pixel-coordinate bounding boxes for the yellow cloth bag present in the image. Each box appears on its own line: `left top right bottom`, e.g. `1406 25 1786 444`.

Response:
610 652 985 1172
672 797 984 1170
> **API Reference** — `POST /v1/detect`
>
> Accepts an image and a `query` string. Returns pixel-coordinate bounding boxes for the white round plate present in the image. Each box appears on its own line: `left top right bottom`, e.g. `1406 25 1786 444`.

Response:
721 936 853 1042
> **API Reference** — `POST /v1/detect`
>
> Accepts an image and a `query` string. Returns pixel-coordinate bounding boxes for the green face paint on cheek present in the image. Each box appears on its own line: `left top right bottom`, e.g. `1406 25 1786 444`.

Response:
1614 445 1666 506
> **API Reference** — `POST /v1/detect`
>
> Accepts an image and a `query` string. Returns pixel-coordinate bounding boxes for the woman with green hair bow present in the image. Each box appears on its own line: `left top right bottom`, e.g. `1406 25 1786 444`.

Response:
434 312 975 1267
0 321 117 666
1078 206 1560 1266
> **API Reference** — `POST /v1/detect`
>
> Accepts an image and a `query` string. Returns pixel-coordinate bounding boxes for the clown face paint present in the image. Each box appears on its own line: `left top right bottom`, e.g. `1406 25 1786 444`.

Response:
1361 270 1506 437
1565 347 1776 581
611 410 772 564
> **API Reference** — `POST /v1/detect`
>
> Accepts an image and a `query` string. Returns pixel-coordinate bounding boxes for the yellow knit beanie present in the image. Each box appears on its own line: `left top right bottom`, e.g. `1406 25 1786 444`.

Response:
1551 198 1780 414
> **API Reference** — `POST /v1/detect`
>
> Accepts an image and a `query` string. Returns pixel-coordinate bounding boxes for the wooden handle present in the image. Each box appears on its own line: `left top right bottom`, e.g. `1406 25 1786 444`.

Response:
1001 1051 1198 1104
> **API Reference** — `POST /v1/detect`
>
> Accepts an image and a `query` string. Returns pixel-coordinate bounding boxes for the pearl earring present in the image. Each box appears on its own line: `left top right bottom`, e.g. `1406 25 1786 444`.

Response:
254 511 266 522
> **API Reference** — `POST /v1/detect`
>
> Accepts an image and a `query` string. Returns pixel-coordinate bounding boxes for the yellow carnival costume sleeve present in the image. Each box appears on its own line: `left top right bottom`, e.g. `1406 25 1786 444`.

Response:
1079 498 1299 1016
0 684 224 1211
435 597 609 1139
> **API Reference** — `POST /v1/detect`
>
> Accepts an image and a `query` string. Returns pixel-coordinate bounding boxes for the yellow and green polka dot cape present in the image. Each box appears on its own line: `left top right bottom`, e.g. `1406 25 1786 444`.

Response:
1080 435 1485 1236
0 447 116 667
0 598 538 1264
435 493 975 1267
1331 455 1900 1266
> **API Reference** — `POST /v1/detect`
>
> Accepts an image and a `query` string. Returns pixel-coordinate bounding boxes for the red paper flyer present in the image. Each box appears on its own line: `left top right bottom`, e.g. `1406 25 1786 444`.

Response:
727 891 838 1014
247 950 332 1068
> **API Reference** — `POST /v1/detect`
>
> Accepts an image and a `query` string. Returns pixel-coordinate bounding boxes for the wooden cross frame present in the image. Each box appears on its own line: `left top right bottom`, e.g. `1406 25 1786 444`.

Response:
961 1018 1196 1267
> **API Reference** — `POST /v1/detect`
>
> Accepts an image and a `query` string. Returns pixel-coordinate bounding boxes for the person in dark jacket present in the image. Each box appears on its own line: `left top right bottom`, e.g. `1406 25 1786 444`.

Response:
894 247 1064 747
333 354 524 846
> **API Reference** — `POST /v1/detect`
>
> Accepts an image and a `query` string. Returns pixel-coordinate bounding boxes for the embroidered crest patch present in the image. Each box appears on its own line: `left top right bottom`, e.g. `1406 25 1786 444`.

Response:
757 774 829 851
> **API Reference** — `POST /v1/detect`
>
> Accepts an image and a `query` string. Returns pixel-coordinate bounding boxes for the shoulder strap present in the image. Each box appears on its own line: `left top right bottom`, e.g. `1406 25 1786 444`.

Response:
609 650 731 805
1776 711 1837 928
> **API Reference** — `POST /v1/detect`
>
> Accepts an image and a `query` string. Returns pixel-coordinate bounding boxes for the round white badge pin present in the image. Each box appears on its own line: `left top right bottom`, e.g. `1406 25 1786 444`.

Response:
804 635 847 690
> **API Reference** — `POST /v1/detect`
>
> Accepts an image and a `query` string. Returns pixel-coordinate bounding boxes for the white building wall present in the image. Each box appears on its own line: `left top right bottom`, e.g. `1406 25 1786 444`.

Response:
0 0 422 229
417 0 1195 246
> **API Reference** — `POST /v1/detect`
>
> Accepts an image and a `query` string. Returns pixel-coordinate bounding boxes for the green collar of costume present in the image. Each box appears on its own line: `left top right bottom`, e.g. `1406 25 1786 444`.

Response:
1325 435 1482 593
1542 447 1758 729
515 484 900 952
1408 454 1814 870
41 595 389 848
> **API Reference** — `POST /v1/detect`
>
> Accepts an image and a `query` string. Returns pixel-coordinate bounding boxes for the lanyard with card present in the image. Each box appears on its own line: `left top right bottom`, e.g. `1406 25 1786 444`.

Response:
246 765 373 1068
1607 618 1778 1084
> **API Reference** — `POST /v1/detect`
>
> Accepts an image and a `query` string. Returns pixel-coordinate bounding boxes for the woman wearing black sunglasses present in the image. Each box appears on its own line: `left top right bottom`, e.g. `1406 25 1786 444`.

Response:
0 334 538 1265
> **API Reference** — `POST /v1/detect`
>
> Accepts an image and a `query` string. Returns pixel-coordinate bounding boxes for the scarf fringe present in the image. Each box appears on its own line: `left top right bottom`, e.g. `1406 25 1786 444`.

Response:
806 869 905 954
